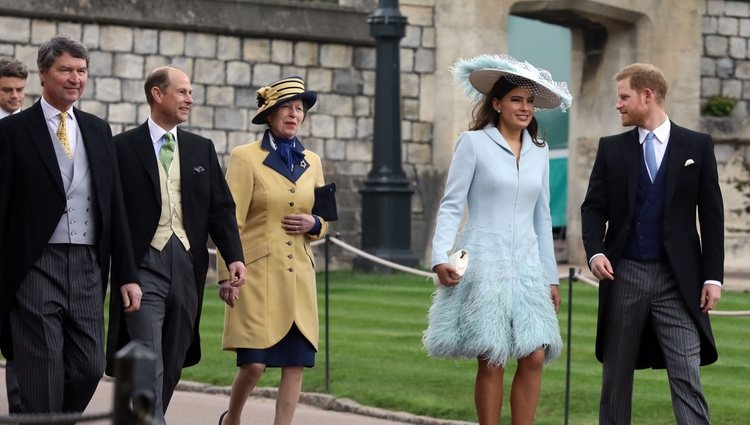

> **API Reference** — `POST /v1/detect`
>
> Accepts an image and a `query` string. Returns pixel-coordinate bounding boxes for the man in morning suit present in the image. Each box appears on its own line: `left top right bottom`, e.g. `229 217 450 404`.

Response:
581 63 724 424
106 66 246 425
0 35 142 417
0 54 28 414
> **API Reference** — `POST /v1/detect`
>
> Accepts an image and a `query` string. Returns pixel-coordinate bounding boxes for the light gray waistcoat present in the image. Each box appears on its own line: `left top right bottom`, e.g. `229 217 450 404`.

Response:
48 128 98 245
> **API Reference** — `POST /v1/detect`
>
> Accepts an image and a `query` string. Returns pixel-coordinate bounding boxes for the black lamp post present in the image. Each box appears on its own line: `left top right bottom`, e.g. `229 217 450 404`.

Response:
356 0 418 270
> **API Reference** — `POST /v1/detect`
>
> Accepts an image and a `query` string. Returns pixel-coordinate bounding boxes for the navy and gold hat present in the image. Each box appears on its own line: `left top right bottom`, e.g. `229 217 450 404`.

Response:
252 76 317 125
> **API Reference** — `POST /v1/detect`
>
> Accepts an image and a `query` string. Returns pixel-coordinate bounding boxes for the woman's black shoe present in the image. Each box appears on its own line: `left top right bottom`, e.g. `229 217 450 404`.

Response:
218 410 228 425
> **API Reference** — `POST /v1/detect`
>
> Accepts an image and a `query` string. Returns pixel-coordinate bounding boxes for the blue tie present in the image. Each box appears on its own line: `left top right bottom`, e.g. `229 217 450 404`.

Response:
644 132 658 182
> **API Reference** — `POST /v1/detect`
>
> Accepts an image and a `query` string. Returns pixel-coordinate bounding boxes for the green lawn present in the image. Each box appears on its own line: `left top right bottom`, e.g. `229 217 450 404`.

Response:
185 271 750 424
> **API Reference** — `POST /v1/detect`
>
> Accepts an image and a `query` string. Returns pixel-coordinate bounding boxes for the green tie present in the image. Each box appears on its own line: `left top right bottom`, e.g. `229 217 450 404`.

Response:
159 132 175 172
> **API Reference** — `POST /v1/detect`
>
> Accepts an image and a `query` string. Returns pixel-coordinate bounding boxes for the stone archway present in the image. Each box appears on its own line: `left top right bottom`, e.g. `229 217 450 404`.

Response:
429 0 703 265
511 0 703 264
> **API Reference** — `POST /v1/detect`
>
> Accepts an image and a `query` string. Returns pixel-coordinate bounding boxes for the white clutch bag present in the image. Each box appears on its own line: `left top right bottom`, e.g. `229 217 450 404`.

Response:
432 249 469 286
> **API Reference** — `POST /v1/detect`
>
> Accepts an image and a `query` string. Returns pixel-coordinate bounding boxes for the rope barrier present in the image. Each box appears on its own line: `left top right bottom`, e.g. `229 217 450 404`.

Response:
213 236 750 317
325 236 433 278
571 268 750 317
321 237 750 318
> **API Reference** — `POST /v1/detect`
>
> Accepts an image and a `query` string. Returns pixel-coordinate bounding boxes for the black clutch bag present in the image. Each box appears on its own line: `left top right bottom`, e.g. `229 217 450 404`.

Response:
312 183 338 221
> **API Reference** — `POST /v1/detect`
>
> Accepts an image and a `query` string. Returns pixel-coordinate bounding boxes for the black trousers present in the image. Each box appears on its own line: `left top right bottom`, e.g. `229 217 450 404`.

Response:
9 244 104 416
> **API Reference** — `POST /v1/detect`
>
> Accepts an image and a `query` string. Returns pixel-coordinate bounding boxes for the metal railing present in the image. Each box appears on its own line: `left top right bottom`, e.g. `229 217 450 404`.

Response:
0 342 158 425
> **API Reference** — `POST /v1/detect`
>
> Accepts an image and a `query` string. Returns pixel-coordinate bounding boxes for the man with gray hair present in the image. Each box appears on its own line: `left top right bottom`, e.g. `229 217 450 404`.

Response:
0 56 27 119
0 35 142 417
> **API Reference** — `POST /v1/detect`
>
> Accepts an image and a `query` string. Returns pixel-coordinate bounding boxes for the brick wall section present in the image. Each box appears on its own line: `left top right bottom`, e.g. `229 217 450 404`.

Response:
702 0 750 115
701 1 750 272
0 0 437 269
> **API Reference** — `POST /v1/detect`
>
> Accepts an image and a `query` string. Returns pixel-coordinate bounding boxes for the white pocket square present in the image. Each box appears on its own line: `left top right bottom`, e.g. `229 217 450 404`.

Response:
684 159 695 167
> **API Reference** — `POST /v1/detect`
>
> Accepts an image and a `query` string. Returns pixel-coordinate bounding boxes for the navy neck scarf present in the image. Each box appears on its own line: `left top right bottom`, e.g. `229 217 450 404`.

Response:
273 133 305 171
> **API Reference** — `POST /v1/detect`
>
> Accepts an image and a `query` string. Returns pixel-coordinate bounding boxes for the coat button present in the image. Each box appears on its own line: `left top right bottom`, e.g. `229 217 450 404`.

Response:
286 241 293 246
287 254 293 259
290 188 296 193
289 202 294 206
288 268 294 272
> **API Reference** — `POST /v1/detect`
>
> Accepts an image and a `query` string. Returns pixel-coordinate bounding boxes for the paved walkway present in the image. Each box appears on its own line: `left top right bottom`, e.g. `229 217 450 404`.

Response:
0 365 471 425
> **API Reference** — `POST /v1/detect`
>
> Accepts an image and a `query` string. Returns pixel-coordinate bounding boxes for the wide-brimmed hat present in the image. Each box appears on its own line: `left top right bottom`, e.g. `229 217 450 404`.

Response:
451 54 572 111
252 76 317 125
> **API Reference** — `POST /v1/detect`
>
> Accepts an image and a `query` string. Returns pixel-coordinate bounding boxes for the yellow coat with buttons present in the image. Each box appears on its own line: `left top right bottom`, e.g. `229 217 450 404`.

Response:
218 140 328 350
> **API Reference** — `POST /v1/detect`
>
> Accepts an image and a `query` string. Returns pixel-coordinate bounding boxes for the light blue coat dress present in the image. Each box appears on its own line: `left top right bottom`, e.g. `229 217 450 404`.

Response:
424 124 562 366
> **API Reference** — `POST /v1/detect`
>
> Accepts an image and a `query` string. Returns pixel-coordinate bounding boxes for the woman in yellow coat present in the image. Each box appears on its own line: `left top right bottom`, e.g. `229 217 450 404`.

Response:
217 76 328 425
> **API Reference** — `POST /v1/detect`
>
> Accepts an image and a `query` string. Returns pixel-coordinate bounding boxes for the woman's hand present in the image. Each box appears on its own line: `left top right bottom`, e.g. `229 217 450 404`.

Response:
218 280 239 308
433 263 463 286
282 213 315 235
550 285 561 314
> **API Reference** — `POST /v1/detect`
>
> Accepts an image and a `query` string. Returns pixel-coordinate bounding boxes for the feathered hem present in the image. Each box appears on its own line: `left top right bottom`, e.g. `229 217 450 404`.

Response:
423 230 562 367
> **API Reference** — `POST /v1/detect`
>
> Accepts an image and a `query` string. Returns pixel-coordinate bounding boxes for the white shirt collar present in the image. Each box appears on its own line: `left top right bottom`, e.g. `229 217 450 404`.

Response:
40 97 76 124
638 117 670 145
0 108 21 119
147 117 178 145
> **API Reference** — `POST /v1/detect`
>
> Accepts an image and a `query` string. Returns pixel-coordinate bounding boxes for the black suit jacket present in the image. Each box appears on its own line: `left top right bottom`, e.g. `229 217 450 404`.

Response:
0 101 139 359
581 122 724 369
106 122 243 373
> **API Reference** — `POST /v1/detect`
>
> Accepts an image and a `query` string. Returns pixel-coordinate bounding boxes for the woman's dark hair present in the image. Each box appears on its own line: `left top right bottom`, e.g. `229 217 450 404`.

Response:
469 76 545 147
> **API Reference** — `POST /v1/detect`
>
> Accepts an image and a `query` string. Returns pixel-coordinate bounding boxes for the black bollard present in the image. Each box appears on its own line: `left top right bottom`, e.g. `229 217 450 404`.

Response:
112 341 157 425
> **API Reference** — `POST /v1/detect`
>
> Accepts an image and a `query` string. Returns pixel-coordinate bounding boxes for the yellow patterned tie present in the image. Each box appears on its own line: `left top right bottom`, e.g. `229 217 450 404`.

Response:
57 112 71 158
159 132 175 172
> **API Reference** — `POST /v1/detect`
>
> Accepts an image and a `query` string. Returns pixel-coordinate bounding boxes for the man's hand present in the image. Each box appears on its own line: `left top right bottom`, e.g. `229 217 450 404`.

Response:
700 284 721 313
227 261 246 287
550 285 561 313
120 283 142 313
219 280 240 308
590 255 615 281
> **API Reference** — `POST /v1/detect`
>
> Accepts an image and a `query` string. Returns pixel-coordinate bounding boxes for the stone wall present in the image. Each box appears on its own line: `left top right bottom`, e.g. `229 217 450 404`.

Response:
0 0 437 269
702 0 750 113
700 0 750 273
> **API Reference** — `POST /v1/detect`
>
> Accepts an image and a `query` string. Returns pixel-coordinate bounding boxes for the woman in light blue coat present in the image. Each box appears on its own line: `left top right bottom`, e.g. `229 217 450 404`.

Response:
425 54 572 425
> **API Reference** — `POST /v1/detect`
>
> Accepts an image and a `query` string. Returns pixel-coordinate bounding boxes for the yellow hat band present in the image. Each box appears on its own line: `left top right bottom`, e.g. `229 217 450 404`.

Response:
252 76 317 125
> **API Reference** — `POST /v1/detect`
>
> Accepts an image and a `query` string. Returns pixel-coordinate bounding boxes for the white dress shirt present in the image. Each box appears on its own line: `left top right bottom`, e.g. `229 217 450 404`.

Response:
41 97 79 157
639 117 671 179
147 117 179 169
0 107 20 119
